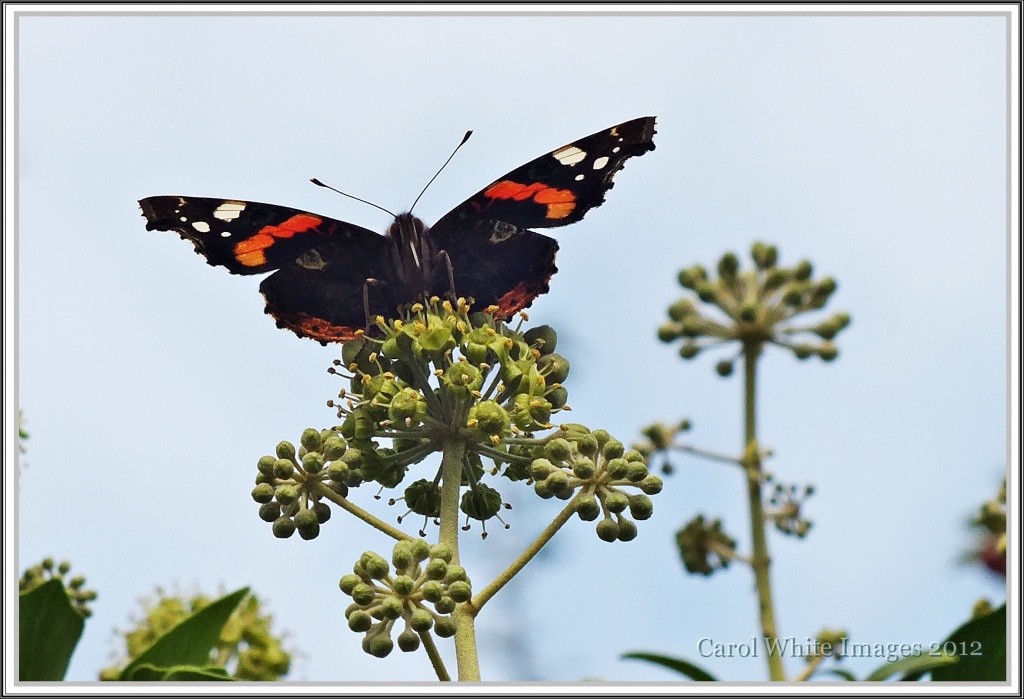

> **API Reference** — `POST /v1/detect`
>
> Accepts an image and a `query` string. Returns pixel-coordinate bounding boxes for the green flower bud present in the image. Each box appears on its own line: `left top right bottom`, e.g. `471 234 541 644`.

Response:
302 451 324 474
751 242 778 269
443 564 468 584
298 522 320 540
447 580 472 603
716 360 734 377
272 517 296 539
390 543 413 573
629 494 654 520
718 252 739 279
273 459 295 480
258 502 281 522
657 322 681 342
425 558 448 581
430 543 455 562
380 595 404 620
765 267 789 291
626 461 649 482
351 582 376 606
530 458 555 480
596 518 620 542
640 475 664 495
545 438 573 463
695 281 716 303
575 494 601 521
257 455 277 476
793 259 813 281
366 634 394 658
410 608 434 631
294 508 318 530
339 574 362 594
397 629 420 653
793 344 814 360
251 483 275 504
818 342 839 361
604 490 629 514
434 617 457 638
668 298 697 321
573 458 596 479
524 325 557 354
680 342 701 359
275 485 299 506
410 539 431 563
739 302 758 322
328 460 350 483
606 458 629 480
678 265 708 289
360 552 391 580
545 470 571 496
300 428 322 453
421 580 444 603
275 441 296 461
576 434 599 457
617 518 639 541
347 609 372 632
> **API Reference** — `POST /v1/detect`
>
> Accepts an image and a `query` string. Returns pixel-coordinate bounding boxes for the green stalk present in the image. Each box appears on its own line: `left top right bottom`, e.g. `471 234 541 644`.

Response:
437 438 480 681
742 343 785 681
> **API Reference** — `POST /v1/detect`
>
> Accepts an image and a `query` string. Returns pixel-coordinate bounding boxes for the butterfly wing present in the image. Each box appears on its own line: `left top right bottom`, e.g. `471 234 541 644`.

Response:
428 117 657 315
139 196 383 275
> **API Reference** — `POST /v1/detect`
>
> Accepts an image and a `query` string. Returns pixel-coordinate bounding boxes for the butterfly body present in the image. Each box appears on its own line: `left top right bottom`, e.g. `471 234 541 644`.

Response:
140 117 656 343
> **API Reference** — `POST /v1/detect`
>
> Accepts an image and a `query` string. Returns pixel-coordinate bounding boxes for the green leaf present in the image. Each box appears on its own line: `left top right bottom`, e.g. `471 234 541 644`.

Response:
129 664 233 681
19 578 85 680
821 668 857 681
118 587 250 681
864 651 958 681
621 651 717 681
932 604 1005 681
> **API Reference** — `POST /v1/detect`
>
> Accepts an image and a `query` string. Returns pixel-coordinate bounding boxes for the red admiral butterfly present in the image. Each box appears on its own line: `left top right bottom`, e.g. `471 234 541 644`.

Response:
140 117 656 344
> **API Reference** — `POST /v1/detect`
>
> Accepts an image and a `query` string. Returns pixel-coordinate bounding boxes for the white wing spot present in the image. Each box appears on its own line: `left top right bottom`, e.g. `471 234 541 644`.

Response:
191 221 211 233
575 174 585 181
592 156 610 170
178 216 187 222
213 201 246 221
553 145 587 166
220 231 232 238
612 146 621 154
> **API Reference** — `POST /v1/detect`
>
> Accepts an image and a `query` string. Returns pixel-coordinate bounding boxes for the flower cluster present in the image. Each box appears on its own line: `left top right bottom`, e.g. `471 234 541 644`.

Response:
766 481 815 538
657 242 851 372
252 298 660 541
675 515 737 576
525 426 663 542
19 558 96 617
99 590 290 681
339 540 469 657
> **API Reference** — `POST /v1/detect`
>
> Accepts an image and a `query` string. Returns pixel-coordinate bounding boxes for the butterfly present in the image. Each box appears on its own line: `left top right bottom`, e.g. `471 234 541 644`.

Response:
139 117 656 344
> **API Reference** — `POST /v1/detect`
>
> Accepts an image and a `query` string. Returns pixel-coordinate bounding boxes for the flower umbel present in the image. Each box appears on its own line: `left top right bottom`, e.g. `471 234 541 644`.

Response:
657 242 851 369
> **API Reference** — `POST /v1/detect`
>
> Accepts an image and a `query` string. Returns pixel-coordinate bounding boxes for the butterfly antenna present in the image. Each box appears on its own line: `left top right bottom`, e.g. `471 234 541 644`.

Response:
310 178 397 218
410 130 473 214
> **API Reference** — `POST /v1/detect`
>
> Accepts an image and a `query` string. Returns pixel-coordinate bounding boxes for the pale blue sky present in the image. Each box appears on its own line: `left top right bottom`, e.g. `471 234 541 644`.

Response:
13 8 1012 683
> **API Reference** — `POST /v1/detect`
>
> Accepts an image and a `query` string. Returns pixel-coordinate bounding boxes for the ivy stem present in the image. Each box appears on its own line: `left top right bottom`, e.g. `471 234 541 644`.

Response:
308 482 414 542
471 497 577 612
437 438 480 680
419 631 450 681
742 342 785 681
